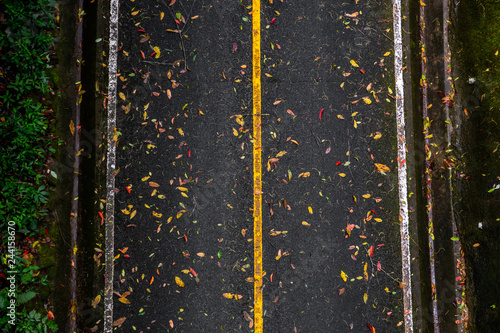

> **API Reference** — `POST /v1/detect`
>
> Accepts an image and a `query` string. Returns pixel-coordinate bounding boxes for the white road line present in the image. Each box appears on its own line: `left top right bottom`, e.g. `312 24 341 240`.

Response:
393 0 413 332
104 0 119 331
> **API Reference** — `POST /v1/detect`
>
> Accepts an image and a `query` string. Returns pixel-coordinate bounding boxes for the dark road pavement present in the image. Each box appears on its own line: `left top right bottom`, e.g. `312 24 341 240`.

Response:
109 0 409 331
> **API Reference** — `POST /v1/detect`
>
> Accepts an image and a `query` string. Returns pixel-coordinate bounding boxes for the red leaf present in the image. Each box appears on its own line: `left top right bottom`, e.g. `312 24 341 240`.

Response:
360 69 365 74
123 254 130 258
271 17 276 25
137 29 146 33
319 108 324 119
366 323 375 332
336 161 341 166
190 268 198 278
140 50 145 59
369 246 374 258
169 0 176 6
183 234 188 243
188 149 192 157
377 262 382 271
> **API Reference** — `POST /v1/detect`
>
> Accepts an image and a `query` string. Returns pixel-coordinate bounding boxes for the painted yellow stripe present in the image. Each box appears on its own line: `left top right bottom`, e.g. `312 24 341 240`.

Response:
252 0 263 332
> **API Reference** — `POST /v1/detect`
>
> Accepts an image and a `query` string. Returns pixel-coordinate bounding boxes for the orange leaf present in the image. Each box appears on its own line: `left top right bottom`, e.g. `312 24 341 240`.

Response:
113 317 126 327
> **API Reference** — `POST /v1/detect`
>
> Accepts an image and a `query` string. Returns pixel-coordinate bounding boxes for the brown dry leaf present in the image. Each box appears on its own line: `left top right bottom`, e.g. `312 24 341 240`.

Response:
113 317 126 327
374 163 390 173
273 100 282 105
139 36 150 43
149 181 160 187
254 189 263 195
167 89 172 99
339 288 345 295
287 109 295 116
243 311 254 328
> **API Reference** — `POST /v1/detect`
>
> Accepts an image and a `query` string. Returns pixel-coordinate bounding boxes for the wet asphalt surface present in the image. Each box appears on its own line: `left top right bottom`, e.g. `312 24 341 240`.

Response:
112 0 406 331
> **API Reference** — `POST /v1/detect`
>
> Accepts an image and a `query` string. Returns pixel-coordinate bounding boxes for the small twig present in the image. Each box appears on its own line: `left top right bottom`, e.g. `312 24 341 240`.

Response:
142 60 174 66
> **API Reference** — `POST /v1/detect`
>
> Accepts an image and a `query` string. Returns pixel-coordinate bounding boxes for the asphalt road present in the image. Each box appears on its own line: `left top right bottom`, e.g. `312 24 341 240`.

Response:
111 0 406 331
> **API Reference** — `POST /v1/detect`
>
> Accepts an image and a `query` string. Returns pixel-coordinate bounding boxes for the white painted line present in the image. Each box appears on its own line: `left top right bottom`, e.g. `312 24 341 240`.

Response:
104 0 119 331
393 0 414 332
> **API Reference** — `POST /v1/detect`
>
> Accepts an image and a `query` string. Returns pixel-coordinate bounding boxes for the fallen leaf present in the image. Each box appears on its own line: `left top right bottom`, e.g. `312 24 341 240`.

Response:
350 59 359 67
302 221 311 226
118 297 131 304
363 293 368 304
91 295 101 308
223 293 234 299
149 181 160 187
339 288 345 295
119 92 126 101
341 270 347 282
175 276 185 287
374 163 390 173
362 97 372 104
308 206 313 214
113 317 126 327
299 172 310 178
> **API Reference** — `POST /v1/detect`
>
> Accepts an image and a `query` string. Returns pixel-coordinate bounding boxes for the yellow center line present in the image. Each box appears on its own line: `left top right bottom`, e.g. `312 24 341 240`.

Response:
252 0 263 332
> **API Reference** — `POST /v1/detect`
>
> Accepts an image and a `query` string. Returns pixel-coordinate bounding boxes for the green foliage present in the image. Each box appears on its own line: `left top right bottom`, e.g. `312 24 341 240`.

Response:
0 308 58 333
0 0 58 332
0 0 55 234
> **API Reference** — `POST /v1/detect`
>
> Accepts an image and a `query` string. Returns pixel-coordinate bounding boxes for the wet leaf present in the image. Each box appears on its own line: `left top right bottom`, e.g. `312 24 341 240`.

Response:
374 163 390 173
118 297 130 304
113 317 126 327
153 46 161 58
175 276 185 287
91 295 101 308
362 97 372 104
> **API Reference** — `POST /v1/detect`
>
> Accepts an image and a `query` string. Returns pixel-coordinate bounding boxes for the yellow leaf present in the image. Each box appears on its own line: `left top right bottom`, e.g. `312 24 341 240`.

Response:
362 194 371 199
362 97 372 104
175 276 185 287
130 210 137 219
178 187 188 192
181 269 190 274
299 172 310 178
337 114 345 119
363 293 368 303
197 252 205 257
119 92 126 101
374 218 382 222
373 132 382 140
118 297 131 304
290 139 299 145
178 128 184 136
350 59 359 67
339 173 346 177
374 163 390 173
222 293 233 299
384 51 391 56
153 46 161 58
302 221 311 226
341 270 347 282
233 127 239 136
388 87 393 94
308 206 313 214
276 150 287 157
160 12 164 20
265 73 272 77
69 120 75 136
167 89 172 99
141 175 150 181
420 0 426 6
364 262 368 281
152 211 162 218
91 295 101 308
131 10 139 16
